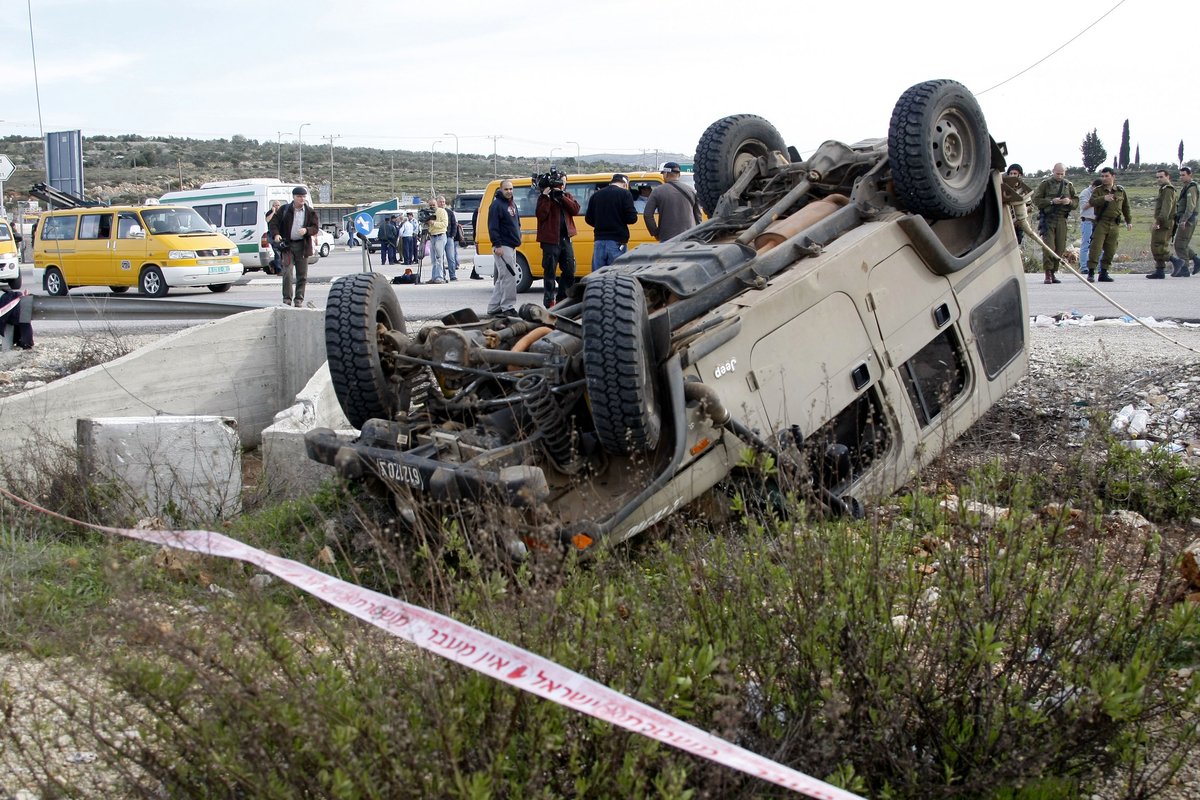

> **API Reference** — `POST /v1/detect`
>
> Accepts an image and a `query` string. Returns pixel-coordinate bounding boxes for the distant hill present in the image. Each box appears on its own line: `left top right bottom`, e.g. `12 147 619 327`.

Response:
0 134 686 208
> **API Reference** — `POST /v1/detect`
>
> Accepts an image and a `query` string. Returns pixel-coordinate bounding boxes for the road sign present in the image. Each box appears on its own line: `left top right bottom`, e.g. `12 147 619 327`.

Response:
353 213 373 235
0 155 14 182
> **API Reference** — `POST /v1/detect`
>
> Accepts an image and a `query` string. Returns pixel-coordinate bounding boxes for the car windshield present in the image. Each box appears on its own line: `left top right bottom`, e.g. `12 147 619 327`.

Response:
139 207 213 236
0 222 11 241
452 195 481 213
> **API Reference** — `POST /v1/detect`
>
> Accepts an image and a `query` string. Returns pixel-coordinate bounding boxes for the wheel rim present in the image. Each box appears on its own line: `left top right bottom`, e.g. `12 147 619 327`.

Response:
731 138 772 179
931 109 975 191
47 271 61 294
144 272 160 294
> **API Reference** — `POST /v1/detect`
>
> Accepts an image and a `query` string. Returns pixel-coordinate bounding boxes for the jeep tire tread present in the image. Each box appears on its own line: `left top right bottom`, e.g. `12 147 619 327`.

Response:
582 271 661 455
694 114 786 215
887 79 990 219
326 272 407 429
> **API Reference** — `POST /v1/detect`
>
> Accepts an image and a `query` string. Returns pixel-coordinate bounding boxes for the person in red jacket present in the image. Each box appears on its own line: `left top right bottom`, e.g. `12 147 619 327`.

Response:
535 171 580 308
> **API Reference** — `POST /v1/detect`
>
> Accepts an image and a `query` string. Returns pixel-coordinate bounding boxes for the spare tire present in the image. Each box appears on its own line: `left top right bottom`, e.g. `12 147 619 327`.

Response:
326 273 407 429
888 79 990 219
694 114 786 215
582 271 661 455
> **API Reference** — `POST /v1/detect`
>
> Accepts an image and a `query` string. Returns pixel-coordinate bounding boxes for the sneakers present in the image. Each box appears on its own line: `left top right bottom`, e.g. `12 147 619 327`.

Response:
428 278 445 285
469 273 484 280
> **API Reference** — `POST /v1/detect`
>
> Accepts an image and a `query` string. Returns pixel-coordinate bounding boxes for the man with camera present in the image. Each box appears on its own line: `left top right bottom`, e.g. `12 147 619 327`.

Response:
423 200 449 284
534 169 580 308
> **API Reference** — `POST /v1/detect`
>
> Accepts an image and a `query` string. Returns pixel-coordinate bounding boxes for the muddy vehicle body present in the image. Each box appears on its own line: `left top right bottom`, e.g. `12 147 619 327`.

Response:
306 80 1029 553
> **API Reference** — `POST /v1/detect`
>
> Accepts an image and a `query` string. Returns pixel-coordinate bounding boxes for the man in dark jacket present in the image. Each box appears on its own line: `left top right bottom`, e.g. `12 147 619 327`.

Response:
535 176 580 307
378 215 398 266
585 173 637 270
268 186 320 306
486 180 521 315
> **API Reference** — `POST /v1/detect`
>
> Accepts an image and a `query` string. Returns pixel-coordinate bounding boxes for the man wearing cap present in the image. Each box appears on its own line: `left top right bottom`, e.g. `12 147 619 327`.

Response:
585 173 638 270
644 162 702 242
268 186 320 306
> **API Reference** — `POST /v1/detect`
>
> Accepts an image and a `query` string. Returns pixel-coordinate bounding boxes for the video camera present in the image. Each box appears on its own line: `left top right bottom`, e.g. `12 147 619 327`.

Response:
534 167 566 192
417 206 437 224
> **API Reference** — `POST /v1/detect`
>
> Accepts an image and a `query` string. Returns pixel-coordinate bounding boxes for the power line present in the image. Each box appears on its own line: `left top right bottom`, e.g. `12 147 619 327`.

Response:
977 0 1128 95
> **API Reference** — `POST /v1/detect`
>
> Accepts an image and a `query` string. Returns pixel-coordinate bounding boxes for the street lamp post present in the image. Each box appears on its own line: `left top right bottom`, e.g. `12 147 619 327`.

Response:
443 132 459 195
430 140 442 199
567 140 580 171
276 131 293 180
297 122 311 183
324 134 341 201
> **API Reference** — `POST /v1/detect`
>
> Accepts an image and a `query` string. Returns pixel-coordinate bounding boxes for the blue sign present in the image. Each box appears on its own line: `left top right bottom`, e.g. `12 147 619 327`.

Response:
353 212 373 235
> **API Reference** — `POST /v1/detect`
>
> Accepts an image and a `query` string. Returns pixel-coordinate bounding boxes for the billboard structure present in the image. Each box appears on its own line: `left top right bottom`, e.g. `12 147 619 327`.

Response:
45 130 84 203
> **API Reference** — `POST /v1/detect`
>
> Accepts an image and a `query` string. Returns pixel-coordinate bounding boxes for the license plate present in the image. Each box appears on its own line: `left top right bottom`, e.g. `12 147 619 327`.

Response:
207 265 230 274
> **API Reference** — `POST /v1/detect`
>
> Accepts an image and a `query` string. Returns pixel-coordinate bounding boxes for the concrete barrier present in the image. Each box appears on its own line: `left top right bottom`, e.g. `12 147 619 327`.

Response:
77 415 242 521
260 363 353 499
0 307 325 453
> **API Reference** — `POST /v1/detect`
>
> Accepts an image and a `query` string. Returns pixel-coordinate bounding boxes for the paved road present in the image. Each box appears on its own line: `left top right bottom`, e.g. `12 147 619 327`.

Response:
1024 271 1200 322
21 249 1200 331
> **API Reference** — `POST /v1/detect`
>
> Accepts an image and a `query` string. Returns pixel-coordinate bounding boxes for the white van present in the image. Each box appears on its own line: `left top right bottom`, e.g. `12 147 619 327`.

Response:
160 179 310 271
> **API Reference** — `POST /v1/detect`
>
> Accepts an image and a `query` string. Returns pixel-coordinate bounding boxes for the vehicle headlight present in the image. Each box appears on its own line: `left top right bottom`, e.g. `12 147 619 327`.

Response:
168 250 197 260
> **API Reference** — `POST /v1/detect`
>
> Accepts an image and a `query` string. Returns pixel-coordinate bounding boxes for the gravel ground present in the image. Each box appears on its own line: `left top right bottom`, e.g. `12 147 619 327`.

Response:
2 321 1200 798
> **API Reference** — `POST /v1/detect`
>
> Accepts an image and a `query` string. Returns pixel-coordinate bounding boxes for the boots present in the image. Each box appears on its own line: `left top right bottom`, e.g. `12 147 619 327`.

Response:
1147 261 1166 279
1086 266 1096 282
1170 256 1187 277
1192 255 1200 275
1098 270 1114 282
1043 269 1054 284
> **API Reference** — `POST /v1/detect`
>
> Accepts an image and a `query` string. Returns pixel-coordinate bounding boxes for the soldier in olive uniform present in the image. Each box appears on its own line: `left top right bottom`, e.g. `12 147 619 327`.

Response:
1085 167 1132 282
1031 163 1077 283
1172 166 1199 277
1147 170 1177 279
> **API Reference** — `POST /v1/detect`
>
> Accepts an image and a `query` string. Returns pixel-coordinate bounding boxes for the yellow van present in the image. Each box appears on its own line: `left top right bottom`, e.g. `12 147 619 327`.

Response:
33 205 242 296
474 171 666 292
0 218 22 289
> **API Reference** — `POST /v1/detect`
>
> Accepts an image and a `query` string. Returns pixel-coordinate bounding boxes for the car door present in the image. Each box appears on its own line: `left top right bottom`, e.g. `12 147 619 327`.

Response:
74 212 115 287
114 211 148 285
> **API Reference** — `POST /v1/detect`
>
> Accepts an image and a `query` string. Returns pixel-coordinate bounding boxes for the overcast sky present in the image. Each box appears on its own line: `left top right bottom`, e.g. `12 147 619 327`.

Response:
1 0 1191 175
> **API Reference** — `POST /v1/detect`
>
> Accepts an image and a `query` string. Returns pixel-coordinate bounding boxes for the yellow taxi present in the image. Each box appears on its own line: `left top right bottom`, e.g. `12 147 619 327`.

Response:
473 171 667 292
33 205 242 296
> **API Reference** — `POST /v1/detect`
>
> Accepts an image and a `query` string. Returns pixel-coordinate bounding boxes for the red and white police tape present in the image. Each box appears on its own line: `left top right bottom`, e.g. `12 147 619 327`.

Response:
0 488 863 800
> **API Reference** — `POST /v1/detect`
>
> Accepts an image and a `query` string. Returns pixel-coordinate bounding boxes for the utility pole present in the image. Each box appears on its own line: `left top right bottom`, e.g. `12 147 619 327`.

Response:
443 132 459 195
276 131 292 180
297 122 310 183
390 153 394 195
323 134 341 201
567 140 580 171
487 134 501 178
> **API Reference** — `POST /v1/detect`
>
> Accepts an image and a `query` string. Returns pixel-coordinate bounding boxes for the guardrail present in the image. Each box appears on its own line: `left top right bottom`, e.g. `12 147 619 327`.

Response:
30 296 267 321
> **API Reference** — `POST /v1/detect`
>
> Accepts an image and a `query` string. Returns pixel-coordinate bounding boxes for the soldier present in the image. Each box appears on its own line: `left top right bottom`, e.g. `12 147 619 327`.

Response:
1084 167 1132 283
1031 162 1077 283
1147 170 1177 279
1171 166 1199 277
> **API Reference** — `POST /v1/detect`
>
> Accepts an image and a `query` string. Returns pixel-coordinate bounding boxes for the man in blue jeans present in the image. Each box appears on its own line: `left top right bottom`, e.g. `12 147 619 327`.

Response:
585 173 637 270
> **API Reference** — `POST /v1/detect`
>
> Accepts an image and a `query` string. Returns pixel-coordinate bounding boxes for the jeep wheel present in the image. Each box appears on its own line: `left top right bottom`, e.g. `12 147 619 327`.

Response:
44 267 68 296
515 252 534 293
139 266 169 297
582 271 661 455
695 114 786 215
888 79 990 219
326 272 408 429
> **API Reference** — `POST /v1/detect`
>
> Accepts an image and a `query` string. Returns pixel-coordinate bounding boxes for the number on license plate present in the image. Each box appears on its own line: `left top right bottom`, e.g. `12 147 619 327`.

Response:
207 265 229 274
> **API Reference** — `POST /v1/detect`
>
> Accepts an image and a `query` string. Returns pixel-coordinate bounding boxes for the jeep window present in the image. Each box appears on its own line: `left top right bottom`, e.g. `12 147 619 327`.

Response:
901 327 968 427
192 204 222 227
40 215 76 241
140 207 213 236
224 201 257 227
970 278 1025 379
78 213 113 240
806 386 893 483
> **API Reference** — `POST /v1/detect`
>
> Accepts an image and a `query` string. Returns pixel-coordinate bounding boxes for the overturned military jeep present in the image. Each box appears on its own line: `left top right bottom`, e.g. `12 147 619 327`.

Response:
306 79 1029 553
